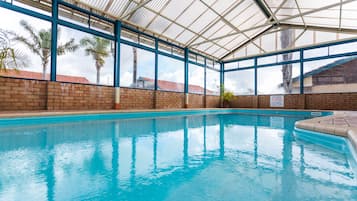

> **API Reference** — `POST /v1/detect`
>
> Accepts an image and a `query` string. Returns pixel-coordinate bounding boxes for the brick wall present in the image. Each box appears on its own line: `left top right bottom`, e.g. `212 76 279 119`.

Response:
120 87 155 109
0 77 47 110
305 93 357 110
155 91 184 109
1 76 356 111
47 82 114 110
232 93 357 110
187 93 204 108
206 95 220 108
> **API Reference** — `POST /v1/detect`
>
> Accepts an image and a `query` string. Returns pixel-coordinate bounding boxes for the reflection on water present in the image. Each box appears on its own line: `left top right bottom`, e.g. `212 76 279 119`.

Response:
0 114 356 201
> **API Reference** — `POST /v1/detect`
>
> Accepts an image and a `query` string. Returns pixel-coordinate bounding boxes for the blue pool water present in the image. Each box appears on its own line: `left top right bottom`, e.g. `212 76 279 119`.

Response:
0 110 356 201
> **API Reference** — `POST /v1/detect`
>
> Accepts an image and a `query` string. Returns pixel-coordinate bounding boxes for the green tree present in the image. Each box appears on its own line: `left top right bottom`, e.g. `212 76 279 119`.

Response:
11 20 78 79
80 36 111 84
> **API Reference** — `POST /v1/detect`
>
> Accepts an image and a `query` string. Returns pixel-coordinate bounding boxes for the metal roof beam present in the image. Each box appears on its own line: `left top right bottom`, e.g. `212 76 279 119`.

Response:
220 25 273 60
254 0 278 24
191 0 356 47
199 0 266 54
279 23 357 34
121 0 153 20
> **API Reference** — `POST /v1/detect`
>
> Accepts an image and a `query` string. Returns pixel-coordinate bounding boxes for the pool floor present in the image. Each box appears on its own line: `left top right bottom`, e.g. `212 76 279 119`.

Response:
0 113 356 201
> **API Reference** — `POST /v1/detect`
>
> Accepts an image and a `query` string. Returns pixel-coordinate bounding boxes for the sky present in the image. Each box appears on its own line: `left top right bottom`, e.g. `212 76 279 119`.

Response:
0 5 355 95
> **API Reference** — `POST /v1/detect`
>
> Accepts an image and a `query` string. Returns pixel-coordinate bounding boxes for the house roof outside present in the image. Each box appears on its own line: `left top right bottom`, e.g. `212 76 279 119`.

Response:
291 56 357 83
0 69 90 83
139 77 215 94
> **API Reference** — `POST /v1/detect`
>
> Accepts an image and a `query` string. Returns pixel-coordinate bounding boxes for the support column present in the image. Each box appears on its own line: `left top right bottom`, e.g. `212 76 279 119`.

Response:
184 48 189 108
299 49 304 95
203 58 207 108
114 21 121 109
50 0 58 81
220 62 224 108
154 38 159 109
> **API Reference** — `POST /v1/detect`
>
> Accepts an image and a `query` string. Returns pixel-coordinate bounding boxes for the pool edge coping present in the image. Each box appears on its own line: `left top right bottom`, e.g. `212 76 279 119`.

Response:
295 111 357 153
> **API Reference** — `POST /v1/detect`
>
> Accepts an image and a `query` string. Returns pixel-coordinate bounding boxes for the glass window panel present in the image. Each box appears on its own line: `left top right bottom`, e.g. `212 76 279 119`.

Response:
247 43 260 55
261 32 277 52
59 5 89 28
206 68 220 96
89 16 114 35
57 25 114 85
214 62 221 70
206 59 214 68
224 62 238 70
277 51 300 62
315 31 337 43
303 56 357 93
224 69 255 95
295 30 314 47
0 8 51 80
304 47 329 59
258 64 300 94
158 55 184 92
258 55 277 66
121 28 139 43
139 35 155 48
238 59 254 68
13 0 52 16
120 44 155 89
189 64 205 94
329 41 357 55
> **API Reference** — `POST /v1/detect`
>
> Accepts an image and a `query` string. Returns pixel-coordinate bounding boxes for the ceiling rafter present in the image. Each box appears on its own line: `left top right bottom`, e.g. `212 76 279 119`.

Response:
137 1 231 52
220 25 273 60
13 0 357 60
204 0 288 58
199 0 267 54
122 0 153 20
186 0 245 47
190 0 356 48
144 0 171 30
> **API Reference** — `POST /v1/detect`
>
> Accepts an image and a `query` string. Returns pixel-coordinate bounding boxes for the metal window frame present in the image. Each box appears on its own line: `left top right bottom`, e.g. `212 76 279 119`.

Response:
0 1 220 95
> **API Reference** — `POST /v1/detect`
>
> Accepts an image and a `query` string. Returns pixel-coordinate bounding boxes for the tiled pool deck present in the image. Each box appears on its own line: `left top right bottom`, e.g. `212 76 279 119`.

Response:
295 111 357 151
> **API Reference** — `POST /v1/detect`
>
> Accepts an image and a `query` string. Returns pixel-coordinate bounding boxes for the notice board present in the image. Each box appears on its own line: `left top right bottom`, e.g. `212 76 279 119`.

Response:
270 95 284 107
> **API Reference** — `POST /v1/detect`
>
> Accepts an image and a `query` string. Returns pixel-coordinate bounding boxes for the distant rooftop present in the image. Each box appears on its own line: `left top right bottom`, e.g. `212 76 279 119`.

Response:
0 69 90 83
139 77 215 94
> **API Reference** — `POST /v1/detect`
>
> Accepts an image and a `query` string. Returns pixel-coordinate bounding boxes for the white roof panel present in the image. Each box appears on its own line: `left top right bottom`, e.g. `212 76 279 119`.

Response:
43 0 357 60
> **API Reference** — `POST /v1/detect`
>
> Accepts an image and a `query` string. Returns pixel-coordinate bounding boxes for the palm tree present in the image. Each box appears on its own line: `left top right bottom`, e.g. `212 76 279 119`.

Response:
11 20 78 79
0 29 27 71
280 29 295 93
80 36 111 84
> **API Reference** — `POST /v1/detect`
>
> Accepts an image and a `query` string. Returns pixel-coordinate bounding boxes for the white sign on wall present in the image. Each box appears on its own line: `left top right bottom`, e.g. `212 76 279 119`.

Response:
270 95 284 107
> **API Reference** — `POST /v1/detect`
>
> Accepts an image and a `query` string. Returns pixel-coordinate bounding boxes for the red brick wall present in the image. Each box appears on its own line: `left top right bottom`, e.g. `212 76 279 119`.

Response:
206 95 220 108
155 91 184 109
0 77 47 110
120 87 154 109
232 93 357 110
188 93 204 108
2 77 355 111
305 93 357 110
47 82 114 110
